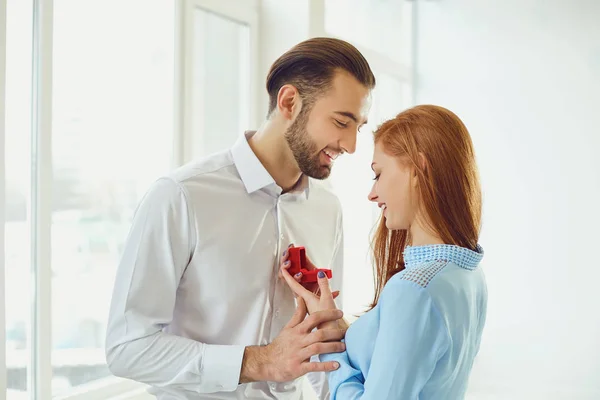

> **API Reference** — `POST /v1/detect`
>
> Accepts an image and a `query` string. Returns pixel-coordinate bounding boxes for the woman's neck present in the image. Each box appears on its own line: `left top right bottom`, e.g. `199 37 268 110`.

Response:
409 219 445 247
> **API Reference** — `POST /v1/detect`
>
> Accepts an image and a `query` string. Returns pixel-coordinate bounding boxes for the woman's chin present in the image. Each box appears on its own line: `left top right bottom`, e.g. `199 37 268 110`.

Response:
385 218 398 230
385 216 408 231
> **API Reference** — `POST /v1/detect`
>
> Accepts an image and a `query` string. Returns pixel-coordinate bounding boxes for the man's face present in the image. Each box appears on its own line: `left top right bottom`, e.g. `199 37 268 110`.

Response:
284 71 372 179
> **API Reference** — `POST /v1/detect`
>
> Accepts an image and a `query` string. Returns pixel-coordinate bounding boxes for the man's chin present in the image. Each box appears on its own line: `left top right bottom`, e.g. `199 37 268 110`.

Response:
302 165 331 180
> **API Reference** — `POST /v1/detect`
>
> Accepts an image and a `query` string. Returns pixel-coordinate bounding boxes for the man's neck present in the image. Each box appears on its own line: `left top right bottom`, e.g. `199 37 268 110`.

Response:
248 121 303 192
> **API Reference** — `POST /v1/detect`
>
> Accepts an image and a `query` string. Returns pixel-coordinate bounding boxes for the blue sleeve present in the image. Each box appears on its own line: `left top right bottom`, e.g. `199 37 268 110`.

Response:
322 280 450 400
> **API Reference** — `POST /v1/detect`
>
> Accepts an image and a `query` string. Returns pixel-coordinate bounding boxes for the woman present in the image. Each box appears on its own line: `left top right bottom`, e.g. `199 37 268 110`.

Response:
281 105 487 399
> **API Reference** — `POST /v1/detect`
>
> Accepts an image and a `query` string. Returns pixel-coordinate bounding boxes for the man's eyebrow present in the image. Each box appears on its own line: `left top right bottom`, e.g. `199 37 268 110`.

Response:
334 111 368 125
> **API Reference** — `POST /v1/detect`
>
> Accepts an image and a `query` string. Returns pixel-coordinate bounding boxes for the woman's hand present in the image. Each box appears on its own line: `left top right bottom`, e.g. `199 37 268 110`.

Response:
278 244 340 299
280 260 340 326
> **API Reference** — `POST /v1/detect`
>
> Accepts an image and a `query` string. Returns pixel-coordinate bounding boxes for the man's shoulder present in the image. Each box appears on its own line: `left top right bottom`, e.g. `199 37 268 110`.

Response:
168 149 239 186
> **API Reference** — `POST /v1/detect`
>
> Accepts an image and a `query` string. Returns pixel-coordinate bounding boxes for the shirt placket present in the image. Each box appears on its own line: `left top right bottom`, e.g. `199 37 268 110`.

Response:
269 194 299 399
268 194 286 342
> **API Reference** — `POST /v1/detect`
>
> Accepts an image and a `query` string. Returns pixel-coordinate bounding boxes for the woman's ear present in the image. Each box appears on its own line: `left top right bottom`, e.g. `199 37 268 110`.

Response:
417 152 428 172
411 167 420 188
412 153 428 187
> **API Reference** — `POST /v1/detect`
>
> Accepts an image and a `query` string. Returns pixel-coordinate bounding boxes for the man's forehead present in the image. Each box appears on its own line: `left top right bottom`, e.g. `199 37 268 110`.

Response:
328 88 371 114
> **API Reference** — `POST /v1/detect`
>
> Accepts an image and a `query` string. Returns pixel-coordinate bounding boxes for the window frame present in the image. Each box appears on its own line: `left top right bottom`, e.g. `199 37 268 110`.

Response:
30 0 54 398
177 0 260 164
0 0 7 394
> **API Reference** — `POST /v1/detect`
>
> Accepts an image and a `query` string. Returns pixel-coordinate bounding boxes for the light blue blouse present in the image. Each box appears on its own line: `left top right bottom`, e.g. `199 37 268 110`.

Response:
322 244 487 399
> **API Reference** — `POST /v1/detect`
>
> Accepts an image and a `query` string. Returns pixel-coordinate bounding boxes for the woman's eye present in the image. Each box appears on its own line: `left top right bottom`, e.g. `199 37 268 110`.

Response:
373 174 380 181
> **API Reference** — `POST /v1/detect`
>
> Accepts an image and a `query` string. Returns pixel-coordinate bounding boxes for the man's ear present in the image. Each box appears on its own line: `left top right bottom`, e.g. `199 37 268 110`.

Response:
277 84 300 121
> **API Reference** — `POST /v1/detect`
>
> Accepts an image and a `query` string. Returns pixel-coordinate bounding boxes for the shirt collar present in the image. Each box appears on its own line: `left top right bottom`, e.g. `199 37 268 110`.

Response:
403 244 484 271
231 131 311 198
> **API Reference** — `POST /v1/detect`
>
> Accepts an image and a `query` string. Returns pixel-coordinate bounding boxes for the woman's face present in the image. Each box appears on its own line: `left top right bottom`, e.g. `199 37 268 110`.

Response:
368 142 418 230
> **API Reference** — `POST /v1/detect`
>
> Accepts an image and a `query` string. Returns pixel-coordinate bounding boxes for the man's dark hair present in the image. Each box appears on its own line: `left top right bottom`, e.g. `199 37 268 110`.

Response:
266 37 376 116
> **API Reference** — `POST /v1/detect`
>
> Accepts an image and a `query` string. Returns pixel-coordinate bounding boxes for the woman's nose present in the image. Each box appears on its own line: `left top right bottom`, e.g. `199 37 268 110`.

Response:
368 186 378 202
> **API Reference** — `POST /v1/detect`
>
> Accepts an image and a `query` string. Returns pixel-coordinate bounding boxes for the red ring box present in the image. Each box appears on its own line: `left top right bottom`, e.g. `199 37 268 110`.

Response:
287 246 333 283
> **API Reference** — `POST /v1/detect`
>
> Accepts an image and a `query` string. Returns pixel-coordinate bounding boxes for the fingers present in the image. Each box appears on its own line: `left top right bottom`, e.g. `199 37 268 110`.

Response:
281 267 314 300
299 309 343 333
316 271 332 298
279 259 299 280
314 290 339 299
292 270 303 283
304 327 346 345
284 297 307 329
279 261 302 283
301 360 340 374
280 243 294 264
299 342 346 361
278 244 293 278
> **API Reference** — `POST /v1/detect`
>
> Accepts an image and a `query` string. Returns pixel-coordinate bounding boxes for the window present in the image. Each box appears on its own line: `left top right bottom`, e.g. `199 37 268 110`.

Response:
50 0 174 396
3 0 260 397
3 0 175 398
190 8 251 157
4 0 33 396
182 0 258 160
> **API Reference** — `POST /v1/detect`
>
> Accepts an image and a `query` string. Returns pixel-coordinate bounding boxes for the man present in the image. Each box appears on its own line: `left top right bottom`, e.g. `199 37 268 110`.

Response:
105 37 375 399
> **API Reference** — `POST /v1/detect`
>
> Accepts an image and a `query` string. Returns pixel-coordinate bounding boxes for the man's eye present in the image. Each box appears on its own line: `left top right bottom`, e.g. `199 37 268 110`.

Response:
335 120 348 128
373 174 380 181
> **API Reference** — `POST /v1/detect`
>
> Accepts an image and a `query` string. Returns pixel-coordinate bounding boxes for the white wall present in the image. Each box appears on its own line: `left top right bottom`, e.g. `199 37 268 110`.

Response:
258 0 318 120
415 1 600 398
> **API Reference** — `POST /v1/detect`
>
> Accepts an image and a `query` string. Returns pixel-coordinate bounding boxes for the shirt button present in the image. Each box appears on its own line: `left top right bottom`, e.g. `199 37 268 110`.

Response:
274 309 280 318
280 234 284 240
270 383 276 390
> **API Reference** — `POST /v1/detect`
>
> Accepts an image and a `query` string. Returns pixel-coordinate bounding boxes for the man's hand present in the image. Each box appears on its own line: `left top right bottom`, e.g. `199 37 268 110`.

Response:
239 298 346 384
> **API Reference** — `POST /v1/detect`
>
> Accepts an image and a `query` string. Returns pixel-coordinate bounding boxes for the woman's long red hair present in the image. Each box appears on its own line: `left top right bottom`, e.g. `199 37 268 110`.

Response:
370 105 482 308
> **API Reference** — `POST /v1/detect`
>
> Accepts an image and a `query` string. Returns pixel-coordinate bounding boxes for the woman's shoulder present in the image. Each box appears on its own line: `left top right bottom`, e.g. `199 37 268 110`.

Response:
375 261 450 311
384 259 486 308
391 260 451 290
382 260 468 306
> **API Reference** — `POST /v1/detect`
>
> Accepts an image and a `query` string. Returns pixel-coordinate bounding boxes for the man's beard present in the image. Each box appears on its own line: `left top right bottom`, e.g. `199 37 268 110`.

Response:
284 106 332 180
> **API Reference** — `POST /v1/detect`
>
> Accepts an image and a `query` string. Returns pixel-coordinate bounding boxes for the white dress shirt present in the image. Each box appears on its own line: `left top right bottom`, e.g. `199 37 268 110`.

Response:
105 131 344 400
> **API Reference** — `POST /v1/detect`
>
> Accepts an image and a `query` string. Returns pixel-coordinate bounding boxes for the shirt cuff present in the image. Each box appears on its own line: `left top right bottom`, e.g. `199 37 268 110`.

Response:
319 338 347 363
320 351 346 364
202 344 246 392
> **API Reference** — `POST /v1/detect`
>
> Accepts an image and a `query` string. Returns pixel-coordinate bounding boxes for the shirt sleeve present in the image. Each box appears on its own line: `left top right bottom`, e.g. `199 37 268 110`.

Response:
321 279 450 400
105 177 245 394
306 209 345 400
